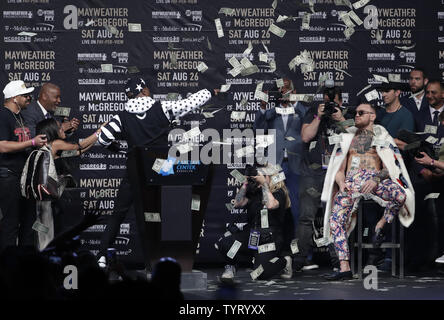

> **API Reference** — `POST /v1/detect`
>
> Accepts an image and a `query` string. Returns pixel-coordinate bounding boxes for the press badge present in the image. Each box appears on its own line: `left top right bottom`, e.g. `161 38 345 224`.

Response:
248 230 260 250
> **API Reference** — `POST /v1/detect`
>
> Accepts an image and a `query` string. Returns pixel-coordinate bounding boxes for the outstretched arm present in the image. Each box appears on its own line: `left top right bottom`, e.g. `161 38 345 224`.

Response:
160 89 213 121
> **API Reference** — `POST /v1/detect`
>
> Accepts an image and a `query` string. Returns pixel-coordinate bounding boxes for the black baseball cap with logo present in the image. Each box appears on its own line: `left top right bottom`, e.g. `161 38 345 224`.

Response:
124 77 149 99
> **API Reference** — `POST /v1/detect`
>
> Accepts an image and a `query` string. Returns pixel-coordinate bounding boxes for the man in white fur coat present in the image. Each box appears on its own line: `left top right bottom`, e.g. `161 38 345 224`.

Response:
319 102 415 280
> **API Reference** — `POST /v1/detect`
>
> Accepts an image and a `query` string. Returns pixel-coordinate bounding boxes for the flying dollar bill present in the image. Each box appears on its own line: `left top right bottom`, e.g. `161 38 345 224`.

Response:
301 13 311 30
207 37 212 51
269 59 276 72
214 18 224 38
290 239 299 254
128 23 142 32
344 26 355 39
177 143 193 154
220 84 231 92
240 57 254 69
197 61 208 73
424 193 440 201
395 44 416 50
229 64 245 77
373 74 389 83
235 145 255 158
231 111 246 121
243 41 253 55
183 127 201 141
166 92 179 100
191 194 201 211
101 64 113 73
276 78 284 88
271 0 278 10
388 73 401 82
352 0 370 10
54 107 71 117
250 264 264 280
365 89 379 101
230 169 246 183
218 7 235 16
127 66 140 74
258 242 276 254
259 52 268 63
144 212 161 222
59 150 78 158
228 56 241 68
268 23 286 38
348 10 363 26
276 107 295 115
32 221 49 234
227 240 242 259
271 172 286 185
18 31 37 37
241 65 259 76
152 158 165 173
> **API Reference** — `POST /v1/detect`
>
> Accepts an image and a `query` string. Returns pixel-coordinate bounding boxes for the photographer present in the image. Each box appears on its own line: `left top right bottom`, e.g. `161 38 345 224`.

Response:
292 83 350 274
254 78 306 238
215 164 290 282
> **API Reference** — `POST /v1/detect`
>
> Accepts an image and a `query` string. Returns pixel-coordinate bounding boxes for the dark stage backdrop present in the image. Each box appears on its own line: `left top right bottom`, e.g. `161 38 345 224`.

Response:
1 0 443 267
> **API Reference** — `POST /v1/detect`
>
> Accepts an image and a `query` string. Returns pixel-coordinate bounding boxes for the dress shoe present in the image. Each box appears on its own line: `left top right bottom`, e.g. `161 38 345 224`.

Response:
324 270 353 281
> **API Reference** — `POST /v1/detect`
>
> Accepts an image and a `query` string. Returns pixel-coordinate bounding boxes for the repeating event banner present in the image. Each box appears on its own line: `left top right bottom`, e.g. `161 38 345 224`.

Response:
1 0 443 266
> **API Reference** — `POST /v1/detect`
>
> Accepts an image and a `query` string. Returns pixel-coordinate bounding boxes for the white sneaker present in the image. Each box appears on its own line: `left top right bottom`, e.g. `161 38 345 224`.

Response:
221 265 236 281
98 256 107 268
302 263 319 271
435 254 444 264
281 256 293 279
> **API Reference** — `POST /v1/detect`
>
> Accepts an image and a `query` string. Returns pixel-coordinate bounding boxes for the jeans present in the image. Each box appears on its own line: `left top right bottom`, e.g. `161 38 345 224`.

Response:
0 173 36 252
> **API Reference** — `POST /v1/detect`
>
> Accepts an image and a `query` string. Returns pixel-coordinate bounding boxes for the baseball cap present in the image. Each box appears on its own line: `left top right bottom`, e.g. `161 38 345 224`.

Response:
3 80 35 99
124 77 148 99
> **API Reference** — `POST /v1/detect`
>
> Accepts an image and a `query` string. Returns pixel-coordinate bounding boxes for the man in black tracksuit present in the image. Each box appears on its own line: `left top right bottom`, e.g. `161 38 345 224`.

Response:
97 77 217 266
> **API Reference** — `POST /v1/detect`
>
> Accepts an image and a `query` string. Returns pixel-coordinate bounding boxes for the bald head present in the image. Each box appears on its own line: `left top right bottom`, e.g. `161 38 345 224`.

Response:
38 83 61 112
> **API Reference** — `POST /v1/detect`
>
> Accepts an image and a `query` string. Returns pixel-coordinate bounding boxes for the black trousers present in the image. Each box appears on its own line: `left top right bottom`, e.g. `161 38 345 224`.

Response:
0 173 36 252
215 226 286 280
98 176 133 257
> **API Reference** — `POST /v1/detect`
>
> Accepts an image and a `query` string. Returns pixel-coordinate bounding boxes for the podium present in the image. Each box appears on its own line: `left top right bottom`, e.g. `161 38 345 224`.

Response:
127 145 213 284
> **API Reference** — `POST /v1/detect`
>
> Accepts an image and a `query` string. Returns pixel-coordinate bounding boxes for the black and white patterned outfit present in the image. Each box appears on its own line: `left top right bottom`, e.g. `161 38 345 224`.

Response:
97 89 213 258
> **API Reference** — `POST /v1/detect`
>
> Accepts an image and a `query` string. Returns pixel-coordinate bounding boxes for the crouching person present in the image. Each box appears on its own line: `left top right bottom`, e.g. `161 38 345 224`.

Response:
215 164 292 282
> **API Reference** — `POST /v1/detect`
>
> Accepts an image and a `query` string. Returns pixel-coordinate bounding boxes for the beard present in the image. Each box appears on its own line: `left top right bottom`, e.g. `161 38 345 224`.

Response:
411 85 424 94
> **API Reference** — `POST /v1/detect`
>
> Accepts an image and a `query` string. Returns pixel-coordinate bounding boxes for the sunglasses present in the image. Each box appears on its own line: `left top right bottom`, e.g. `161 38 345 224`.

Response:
21 94 33 100
355 110 374 116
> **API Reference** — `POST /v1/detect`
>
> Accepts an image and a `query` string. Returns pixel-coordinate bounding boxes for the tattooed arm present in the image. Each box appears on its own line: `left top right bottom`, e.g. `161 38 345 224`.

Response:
234 182 249 208
262 183 280 210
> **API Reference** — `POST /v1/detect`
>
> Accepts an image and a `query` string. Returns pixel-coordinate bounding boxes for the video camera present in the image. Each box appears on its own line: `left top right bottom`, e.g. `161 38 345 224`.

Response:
323 80 341 118
244 165 261 198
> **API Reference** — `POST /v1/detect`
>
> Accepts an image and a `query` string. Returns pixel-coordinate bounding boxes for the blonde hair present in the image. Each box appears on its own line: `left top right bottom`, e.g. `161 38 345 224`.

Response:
268 175 291 209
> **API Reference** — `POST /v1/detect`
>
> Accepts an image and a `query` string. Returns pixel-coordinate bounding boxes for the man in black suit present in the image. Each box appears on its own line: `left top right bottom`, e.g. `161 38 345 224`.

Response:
400 67 429 121
403 80 444 271
21 83 80 138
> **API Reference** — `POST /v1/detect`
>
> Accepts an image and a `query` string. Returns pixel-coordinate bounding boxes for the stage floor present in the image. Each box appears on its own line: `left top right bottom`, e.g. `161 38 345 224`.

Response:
181 267 444 300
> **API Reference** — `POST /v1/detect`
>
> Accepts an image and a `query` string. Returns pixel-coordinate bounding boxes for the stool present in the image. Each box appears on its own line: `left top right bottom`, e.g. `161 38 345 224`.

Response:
350 199 404 279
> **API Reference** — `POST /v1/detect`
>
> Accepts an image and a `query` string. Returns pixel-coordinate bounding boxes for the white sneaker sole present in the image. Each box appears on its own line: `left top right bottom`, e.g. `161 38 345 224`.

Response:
302 264 319 271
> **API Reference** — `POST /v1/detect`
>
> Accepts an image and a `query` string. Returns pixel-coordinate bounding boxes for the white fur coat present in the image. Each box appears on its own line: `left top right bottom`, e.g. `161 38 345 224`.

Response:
319 125 415 246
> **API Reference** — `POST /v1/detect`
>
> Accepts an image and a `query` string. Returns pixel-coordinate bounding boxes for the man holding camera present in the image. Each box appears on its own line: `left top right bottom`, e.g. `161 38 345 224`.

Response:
215 164 290 282
254 78 306 236
291 85 350 274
